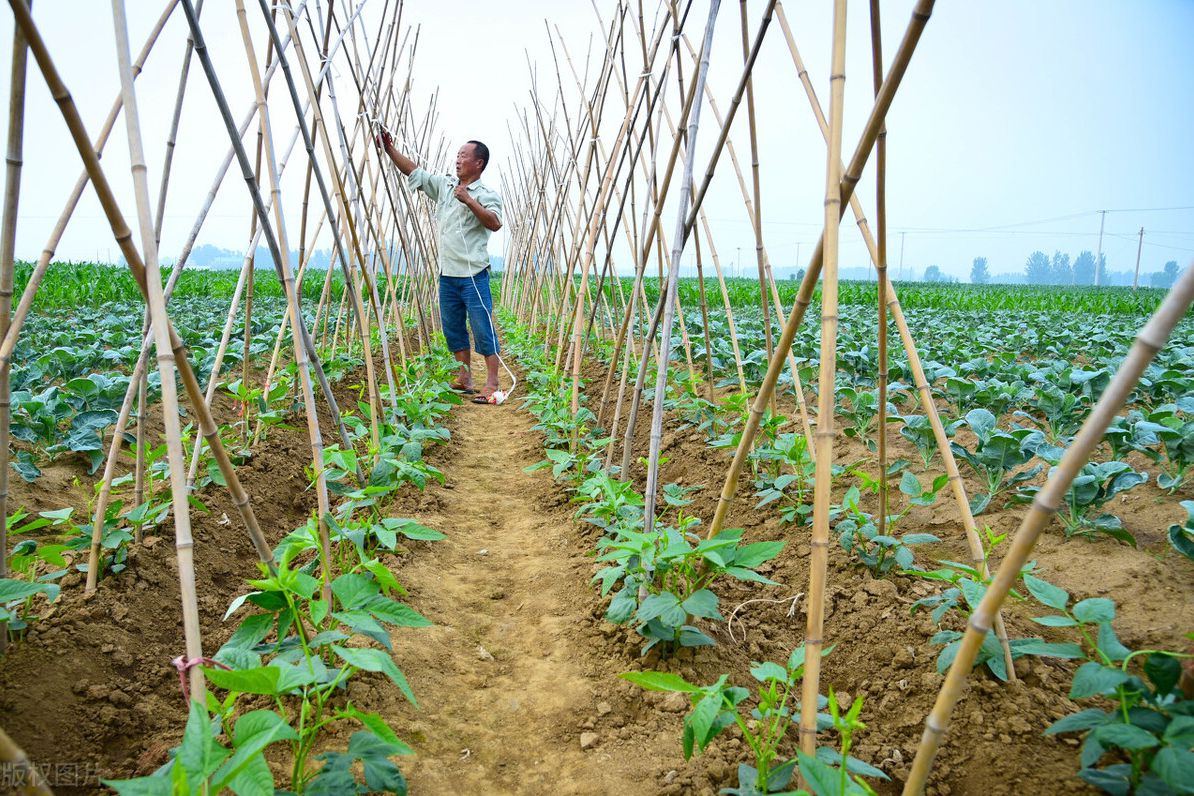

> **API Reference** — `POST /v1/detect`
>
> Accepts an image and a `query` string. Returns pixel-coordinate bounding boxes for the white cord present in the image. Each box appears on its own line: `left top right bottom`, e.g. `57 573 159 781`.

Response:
470 271 517 405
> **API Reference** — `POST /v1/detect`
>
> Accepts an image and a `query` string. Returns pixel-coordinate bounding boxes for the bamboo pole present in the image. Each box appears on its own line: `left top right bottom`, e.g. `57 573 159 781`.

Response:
643 0 718 532
621 0 778 464
0 0 30 658
774 0 1014 676
739 0 774 416
0 722 53 796
705 0 935 544
903 260 1194 795
798 0 847 765
228 0 333 602
110 0 204 702
869 0 891 546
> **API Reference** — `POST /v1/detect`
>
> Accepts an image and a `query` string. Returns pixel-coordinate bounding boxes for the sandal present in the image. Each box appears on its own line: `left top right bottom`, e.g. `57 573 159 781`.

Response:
472 393 498 405
450 381 475 394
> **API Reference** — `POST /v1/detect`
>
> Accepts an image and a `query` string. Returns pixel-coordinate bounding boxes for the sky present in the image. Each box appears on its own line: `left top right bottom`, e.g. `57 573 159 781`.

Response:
0 1 1191 283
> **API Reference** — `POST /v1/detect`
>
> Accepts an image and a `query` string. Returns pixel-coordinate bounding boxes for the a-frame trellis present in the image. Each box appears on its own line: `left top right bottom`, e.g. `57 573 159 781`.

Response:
0 0 446 703
496 2 1194 793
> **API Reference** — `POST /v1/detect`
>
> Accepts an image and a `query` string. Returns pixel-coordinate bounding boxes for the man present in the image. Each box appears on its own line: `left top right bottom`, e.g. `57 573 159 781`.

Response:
377 130 504 403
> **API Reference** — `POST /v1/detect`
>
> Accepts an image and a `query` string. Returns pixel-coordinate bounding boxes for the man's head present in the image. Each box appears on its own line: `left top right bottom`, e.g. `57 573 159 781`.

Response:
455 140 489 182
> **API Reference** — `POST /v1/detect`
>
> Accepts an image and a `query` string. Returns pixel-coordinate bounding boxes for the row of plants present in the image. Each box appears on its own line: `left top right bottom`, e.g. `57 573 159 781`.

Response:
4 339 464 793
504 304 1194 795
502 315 899 795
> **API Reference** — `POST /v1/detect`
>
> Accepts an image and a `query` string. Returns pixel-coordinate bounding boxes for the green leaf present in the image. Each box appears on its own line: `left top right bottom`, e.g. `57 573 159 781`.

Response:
366 597 433 628
689 691 721 751
1097 622 1133 663
618 671 698 693
224 752 272 796
636 592 685 627
1077 765 1130 795
1045 708 1110 735
0 578 53 603
382 517 445 541
1093 722 1160 750
1144 652 1183 696
332 645 417 707
1031 615 1079 627
750 661 788 684
1163 716 1194 748
1153 747 1194 795
339 707 414 755
1168 524 1194 562
101 776 173 796
1022 573 1069 611
212 711 298 793
899 469 923 497
1072 598 1116 624
1008 639 1085 658
202 666 282 697
731 540 785 569
347 730 410 793
797 750 845 796
678 626 717 647
178 700 231 779
681 589 722 621
331 572 381 610
1070 661 1132 699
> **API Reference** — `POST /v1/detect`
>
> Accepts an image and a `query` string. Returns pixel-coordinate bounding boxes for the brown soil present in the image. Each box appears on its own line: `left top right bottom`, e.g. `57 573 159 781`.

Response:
1 347 1192 796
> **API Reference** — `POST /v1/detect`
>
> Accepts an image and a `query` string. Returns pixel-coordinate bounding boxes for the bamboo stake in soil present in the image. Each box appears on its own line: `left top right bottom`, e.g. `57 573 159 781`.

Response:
643 0 719 533
0 0 30 657
773 0 1014 677
0 722 53 796
111 0 205 701
903 260 1194 795
706 0 934 545
869 0 890 549
799 0 848 764
229 0 333 600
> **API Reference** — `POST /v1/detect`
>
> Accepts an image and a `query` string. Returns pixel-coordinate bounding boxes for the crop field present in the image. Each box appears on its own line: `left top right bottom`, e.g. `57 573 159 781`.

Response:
2 258 1193 796
3 2 1192 796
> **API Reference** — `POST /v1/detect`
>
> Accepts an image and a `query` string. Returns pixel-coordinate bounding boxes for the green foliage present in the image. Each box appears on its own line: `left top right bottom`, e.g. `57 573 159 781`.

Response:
1010 459 1148 544
594 516 784 657
620 647 888 796
910 560 1084 682
1167 501 1194 563
1025 578 1194 795
950 408 1044 515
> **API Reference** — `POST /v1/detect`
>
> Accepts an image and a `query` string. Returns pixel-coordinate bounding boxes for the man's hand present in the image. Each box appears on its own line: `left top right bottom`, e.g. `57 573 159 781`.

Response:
375 127 393 150
453 184 472 205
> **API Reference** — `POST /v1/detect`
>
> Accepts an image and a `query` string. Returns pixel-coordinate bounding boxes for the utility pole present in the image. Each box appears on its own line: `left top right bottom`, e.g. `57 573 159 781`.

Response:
899 232 906 280
736 246 741 279
1132 227 1144 290
1094 209 1106 286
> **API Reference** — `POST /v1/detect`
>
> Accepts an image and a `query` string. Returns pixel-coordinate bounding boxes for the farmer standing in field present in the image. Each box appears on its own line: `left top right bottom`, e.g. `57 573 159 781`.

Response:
376 130 504 404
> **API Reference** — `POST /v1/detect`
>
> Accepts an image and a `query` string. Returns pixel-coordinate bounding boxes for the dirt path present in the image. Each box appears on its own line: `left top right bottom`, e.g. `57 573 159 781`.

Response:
381 378 678 794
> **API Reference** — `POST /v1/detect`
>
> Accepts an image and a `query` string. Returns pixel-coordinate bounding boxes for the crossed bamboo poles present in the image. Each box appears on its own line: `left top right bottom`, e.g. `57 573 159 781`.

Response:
5 2 1188 793
3 0 444 699
496 0 1183 790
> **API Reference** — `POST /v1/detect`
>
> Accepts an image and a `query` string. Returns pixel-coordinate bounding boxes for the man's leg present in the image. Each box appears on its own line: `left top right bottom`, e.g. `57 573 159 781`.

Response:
454 349 473 390
464 271 501 398
484 353 499 395
439 276 473 389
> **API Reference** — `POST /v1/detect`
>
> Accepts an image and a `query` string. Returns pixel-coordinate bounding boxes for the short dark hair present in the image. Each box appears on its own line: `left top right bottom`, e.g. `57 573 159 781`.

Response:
467 140 490 171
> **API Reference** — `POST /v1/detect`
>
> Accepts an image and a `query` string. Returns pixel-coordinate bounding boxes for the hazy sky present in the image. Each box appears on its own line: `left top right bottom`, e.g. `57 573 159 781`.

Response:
0 1 1190 282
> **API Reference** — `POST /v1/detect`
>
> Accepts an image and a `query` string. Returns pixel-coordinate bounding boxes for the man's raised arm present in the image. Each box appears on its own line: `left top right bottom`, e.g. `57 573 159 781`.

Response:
376 129 417 176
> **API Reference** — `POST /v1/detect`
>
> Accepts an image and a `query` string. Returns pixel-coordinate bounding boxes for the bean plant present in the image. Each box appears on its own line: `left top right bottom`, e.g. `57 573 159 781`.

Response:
621 646 889 796
1024 575 1194 795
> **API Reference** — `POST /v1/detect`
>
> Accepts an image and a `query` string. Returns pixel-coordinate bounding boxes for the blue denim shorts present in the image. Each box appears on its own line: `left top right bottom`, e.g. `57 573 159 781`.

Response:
439 270 500 356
